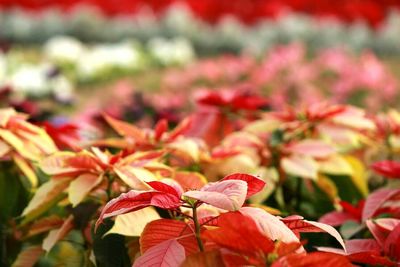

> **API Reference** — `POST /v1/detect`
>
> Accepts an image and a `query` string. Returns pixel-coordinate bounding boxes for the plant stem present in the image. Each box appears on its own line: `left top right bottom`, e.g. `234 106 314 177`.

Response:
192 205 204 252
1 224 6 267
105 172 114 201
295 178 302 211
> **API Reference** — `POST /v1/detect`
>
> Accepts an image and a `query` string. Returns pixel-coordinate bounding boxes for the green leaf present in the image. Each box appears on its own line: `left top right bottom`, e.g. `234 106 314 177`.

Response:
0 162 29 222
340 221 364 239
269 129 284 147
92 220 131 267
327 175 363 203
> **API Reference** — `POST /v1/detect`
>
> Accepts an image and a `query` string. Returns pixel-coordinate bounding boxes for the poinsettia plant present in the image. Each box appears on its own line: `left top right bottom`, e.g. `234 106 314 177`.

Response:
96 173 348 266
3 92 400 267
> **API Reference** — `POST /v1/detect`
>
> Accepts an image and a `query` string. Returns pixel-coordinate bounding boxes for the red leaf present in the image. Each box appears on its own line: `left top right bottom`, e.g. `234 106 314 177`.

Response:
41 122 81 151
172 171 207 191
103 113 145 141
65 153 103 171
306 104 346 121
282 216 346 250
276 242 303 257
319 211 358 226
366 219 390 246
195 90 226 107
202 212 274 256
195 89 268 111
12 245 44 267
372 160 400 178
181 250 225 267
383 223 400 261
25 215 64 238
42 215 74 252
221 251 253 266
340 200 363 221
140 219 199 255
273 252 352 267
345 239 380 254
348 251 396 266
231 95 269 111
362 188 400 221
185 111 234 147
133 239 185 267
96 190 181 230
167 117 192 141
147 181 181 198
221 173 266 198
154 119 168 142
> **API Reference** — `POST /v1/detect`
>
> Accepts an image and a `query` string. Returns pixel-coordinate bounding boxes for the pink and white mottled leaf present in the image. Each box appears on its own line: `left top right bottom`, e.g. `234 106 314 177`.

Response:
319 211 358 226
183 180 247 211
345 239 380 254
362 188 400 221
239 207 300 245
286 140 335 158
281 155 318 179
221 173 266 198
373 218 400 232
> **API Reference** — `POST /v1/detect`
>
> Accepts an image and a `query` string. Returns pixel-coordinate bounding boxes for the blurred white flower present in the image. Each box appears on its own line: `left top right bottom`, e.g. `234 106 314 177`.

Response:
51 75 74 102
10 64 49 96
147 37 195 65
44 36 85 64
77 42 141 78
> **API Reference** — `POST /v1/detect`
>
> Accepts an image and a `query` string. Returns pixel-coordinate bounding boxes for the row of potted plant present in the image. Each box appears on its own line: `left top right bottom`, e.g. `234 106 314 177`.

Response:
2 5 400 55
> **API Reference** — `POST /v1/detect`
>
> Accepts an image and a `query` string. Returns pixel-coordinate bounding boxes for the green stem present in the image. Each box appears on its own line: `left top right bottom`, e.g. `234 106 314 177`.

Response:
192 205 204 252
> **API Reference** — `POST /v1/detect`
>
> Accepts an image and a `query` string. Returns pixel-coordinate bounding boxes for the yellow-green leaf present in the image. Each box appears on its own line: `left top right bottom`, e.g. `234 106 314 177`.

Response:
168 138 200 162
114 166 154 189
0 139 11 157
13 154 38 188
22 178 70 224
0 129 37 161
281 155 318 180
343 155 369 197
68 173 103 207
317 174 339 201
319 155 353 176
105 207 161 237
